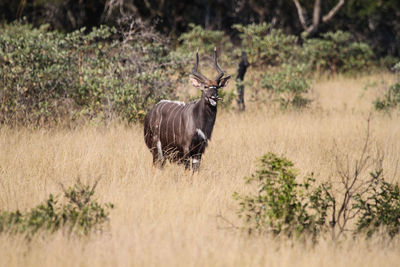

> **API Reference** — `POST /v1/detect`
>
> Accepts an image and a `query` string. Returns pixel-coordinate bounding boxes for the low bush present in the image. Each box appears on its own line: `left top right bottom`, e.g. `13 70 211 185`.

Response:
302 31 374 74
355 173 400 238
0 180 113 238
233 23 299 67
374 82 400 111
234 153 329 238
0 19 187 125
232 25 374 76
235 149 400 240
176 23 233 64
374 62 400 111
260 64 311 109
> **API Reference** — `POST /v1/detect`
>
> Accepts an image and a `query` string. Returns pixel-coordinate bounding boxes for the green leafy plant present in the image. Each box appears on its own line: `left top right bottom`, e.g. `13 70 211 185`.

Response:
176 23 232 64
234 153 330 238
374 62 400 111
355 172 400 238
260 64 311 109
301 30 373 74
233 23 299 67
234 121 400 241
0 20 187 125
374 82 400 110
0 180 113 238
217 88 236 109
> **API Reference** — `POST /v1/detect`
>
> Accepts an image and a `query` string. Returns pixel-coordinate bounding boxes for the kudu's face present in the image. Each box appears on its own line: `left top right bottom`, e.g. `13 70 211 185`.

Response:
190 49 230 107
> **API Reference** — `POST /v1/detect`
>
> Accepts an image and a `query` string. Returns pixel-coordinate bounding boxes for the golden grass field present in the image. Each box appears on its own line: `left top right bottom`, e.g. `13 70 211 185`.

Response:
1 72 400 267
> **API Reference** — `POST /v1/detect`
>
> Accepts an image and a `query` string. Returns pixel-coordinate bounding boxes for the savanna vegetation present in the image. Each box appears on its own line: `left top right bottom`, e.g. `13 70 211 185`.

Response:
1 1 400 266
2 75 400 266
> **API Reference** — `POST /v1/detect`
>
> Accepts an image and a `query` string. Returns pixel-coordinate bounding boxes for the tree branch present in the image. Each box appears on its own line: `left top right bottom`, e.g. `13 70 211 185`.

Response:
293 0 308 30
312 0 321 30
292 0 346 34
322 0 345 23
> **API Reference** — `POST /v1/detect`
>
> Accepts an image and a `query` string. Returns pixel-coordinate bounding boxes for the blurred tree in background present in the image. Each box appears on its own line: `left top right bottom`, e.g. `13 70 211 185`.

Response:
1 0 400 125
1 0 399 57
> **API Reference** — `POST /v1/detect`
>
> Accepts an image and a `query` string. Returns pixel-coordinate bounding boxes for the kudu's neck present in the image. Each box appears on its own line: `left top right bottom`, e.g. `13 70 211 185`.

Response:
193 95 217 139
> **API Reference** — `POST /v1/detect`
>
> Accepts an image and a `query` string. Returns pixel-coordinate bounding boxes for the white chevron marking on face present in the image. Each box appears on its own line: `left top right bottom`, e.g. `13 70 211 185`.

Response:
208 98 217 106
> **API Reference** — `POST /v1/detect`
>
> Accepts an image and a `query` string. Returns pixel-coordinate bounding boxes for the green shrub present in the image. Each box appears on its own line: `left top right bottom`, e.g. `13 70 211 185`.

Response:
176 23 232 64
233 23 299 67
302 31 374 74
235 150 400 240
233 26 373 74
374 82 400 110
0 180 113 238
260 64 311 109
0 20 187 125
379 56 400 70
374 62 400 111
355 172 400 238
234 153 329 238
1 23 78 124
216 88 236 109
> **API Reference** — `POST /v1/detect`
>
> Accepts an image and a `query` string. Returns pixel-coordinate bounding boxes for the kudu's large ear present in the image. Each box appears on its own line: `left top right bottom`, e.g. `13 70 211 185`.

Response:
218 75 231 88
190 75 205 89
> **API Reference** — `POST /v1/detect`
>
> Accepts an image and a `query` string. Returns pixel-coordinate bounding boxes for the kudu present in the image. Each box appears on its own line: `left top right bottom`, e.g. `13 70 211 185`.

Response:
144 49 230 172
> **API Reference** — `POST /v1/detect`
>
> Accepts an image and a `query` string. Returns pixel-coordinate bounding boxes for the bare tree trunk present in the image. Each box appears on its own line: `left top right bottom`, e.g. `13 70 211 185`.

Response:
312 0 321 32
293 0 345 34
236 51 249 112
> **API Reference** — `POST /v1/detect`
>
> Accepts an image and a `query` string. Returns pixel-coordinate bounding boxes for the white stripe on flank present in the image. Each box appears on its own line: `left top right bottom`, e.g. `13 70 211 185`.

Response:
164 103 175 141
158 103 167 138
170 104 181 143
192 159 199 164
172 105 183 143
196 128 207 141
178 107 182 140
149 101 160 129
166 104 180 142
157 140 163 159
183 103 192 130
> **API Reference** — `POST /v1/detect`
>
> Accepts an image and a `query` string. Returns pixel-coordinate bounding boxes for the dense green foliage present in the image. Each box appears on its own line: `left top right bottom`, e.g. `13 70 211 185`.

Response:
177 23 232 63
261 64 311 109
233 23 299 67
234 153 329 238
302 31 374 74
355 172 400 238
235 153 400 240
230 24 375 109
0 21 187 125
0 181 113 238
2 0 399 59
374 62 400 111
374 82 400 111
233 23 373 74
0 20 397 125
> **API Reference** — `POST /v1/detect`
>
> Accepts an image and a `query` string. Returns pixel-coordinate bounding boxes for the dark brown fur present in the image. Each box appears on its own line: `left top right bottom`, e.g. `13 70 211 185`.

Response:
144 49 230 172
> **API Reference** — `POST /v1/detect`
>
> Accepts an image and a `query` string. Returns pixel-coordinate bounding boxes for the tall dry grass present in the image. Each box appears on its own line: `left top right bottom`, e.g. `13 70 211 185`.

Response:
1 72 400 267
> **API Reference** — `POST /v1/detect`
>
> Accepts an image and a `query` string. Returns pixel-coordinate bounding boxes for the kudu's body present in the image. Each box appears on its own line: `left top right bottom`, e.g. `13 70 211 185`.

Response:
144 49 230 172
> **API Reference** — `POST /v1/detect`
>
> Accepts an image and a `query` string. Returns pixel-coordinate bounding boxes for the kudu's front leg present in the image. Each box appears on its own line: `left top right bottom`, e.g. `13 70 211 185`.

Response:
151 143 165 169
152 151 165 169
181 147 191 174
